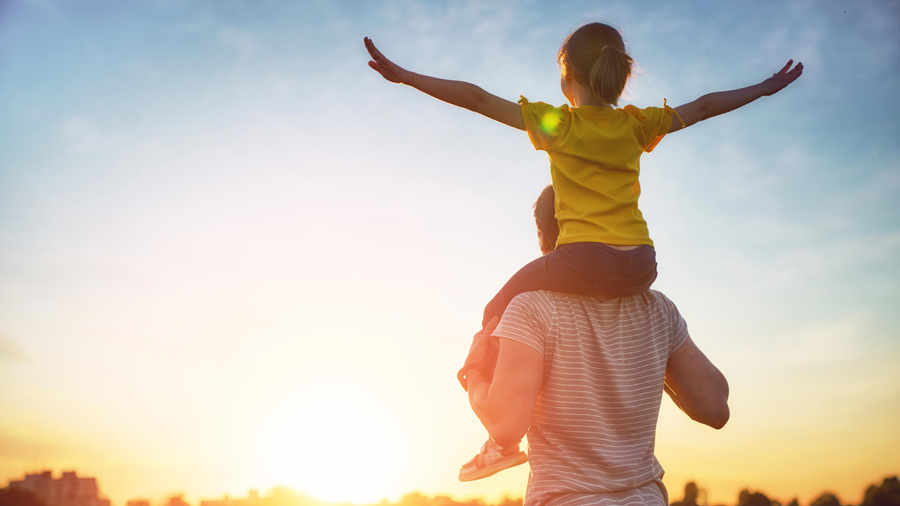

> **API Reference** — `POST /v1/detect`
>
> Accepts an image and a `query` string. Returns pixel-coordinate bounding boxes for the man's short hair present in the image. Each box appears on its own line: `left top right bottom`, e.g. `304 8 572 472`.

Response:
534 184 559 253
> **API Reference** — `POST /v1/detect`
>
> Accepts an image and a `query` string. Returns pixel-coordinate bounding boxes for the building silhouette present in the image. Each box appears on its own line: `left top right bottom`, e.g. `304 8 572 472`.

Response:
201 490 262 506
7 471 111 506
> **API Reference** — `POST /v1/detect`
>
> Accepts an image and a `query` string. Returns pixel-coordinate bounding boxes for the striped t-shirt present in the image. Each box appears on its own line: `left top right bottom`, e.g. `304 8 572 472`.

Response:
492 290 690 506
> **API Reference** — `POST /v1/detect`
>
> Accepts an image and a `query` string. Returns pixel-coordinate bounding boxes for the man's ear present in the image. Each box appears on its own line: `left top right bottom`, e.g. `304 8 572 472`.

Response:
537 225 551 255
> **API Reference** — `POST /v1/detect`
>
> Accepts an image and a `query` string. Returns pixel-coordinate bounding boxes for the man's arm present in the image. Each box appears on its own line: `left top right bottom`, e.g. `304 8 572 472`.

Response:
664 337 730 429
466 337 543 448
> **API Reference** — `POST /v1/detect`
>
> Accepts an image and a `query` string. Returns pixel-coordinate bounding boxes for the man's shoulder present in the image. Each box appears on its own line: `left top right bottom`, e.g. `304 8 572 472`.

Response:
503 289 688 355
514 289 673 308
511 290 681 328
506 291 556 320
509 290 555 305
644 289 675 307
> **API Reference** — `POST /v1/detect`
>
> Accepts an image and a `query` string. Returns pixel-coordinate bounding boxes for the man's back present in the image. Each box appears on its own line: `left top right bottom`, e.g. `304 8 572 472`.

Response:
494 290 689 506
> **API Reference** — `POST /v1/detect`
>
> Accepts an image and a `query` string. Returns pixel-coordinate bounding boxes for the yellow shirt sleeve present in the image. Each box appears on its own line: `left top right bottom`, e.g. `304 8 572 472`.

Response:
519 97 570 152
623 105 674 152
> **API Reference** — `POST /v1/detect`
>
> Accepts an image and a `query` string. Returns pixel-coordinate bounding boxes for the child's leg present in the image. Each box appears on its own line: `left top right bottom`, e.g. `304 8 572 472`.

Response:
482 242 657 327
458 438 528 482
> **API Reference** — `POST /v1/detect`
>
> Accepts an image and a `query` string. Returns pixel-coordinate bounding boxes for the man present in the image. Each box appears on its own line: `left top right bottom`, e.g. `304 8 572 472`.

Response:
460 185 729 505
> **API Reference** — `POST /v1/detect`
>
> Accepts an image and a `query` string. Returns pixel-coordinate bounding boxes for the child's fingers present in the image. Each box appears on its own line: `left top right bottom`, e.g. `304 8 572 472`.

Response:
785 62 803 83
777 59 793 74
773 60 791 77
373 49 389 66
365 38 388 64
364 37 406 83
364 37 380 60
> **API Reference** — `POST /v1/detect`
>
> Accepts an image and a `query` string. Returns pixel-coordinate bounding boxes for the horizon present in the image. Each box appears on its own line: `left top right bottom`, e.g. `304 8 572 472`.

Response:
4 469 899 506
1 1 898 506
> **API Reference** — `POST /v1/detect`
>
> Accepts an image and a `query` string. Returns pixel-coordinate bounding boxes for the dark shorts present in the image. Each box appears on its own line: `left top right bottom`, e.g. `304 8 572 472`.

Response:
482 242 657 327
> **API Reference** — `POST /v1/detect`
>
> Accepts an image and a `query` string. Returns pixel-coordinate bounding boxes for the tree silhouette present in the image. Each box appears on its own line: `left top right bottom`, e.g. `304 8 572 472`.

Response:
809 493 841 506
495 496 523 506
672 482 701 506
738 490 778 506
861 477 900 506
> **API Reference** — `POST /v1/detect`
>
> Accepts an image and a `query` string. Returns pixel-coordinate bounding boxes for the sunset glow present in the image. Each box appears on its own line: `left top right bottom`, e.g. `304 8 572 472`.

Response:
251 367 408 503
1 1 898 506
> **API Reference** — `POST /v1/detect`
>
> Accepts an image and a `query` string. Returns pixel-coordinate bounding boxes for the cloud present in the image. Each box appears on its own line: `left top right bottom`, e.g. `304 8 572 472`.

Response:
719 310 900 416
177 14 213 34
61 117 119 151
374 0 545 81
738 312 870 367
0 335 31 363
706 228 900 297
23 0 60 16
858 1 900 76
218 27 258 60
843 165 900 214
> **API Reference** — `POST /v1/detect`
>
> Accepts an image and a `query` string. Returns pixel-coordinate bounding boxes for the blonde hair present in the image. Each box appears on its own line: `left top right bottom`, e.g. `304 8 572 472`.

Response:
557 22 633 106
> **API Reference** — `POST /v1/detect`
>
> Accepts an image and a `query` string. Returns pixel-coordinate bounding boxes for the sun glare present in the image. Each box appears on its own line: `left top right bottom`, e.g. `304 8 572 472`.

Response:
252 366 408 503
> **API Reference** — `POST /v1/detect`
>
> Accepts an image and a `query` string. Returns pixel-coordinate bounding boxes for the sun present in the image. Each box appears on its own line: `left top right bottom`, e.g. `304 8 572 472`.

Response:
252 366 409 503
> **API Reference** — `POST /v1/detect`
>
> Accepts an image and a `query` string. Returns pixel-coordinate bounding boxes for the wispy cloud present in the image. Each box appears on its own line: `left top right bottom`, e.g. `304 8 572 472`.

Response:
0 335 31 363
61 117 119 151
218 27 258 60
23 0 60 16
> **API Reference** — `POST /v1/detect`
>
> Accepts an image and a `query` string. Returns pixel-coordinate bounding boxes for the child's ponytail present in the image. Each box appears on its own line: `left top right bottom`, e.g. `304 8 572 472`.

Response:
558 22 633 106
589 45 633 106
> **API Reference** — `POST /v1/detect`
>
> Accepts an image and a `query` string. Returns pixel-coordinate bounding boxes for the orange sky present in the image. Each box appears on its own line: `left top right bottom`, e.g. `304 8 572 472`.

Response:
1 1 898 505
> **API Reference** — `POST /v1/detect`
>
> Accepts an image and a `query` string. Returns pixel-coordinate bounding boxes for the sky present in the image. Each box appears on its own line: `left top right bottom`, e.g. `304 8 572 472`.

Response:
0 0 898 505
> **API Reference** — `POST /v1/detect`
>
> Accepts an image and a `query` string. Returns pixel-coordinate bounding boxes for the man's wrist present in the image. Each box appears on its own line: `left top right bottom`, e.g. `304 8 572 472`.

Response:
457 362 482 391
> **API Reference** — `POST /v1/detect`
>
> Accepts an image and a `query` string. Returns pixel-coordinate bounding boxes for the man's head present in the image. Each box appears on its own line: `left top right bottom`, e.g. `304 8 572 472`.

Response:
534 184 559 255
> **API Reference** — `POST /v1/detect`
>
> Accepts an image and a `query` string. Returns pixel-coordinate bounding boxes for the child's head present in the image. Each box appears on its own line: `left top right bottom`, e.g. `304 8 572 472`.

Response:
557 22 633 106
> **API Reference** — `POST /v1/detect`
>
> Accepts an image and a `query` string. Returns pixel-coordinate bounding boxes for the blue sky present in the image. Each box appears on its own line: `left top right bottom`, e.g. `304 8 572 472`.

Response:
1 0 899 504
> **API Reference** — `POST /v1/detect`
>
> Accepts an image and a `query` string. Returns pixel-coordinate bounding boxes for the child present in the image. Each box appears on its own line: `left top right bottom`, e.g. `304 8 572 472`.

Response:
364 22 802 481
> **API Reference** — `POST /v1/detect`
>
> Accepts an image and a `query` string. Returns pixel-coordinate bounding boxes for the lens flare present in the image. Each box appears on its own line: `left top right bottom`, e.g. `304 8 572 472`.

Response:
540 110 563 133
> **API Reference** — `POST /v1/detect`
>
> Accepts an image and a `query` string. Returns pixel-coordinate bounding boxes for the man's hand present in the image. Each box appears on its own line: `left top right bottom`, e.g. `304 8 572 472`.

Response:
364 37 410 84
761 59 804 96
465 317 499 365
458 317 499 390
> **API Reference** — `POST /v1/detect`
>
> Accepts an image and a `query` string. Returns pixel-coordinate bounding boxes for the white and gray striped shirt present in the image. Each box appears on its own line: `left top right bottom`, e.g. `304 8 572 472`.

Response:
493 290 690 506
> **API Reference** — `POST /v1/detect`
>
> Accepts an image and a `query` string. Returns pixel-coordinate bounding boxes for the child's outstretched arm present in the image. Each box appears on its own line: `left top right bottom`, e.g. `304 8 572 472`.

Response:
668 60 803 133
365 37 525 130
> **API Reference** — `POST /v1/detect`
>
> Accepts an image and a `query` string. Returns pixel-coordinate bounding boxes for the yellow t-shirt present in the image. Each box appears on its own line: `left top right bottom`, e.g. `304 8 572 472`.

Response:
520 98 674 247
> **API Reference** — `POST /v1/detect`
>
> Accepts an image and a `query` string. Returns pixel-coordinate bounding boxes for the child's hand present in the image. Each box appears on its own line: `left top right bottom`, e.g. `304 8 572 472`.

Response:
761 60 803 96
364 37 410 84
